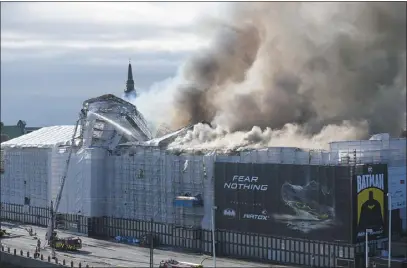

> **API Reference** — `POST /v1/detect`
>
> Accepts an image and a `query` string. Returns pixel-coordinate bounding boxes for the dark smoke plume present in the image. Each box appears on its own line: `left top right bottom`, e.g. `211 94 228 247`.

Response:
135 2 406 150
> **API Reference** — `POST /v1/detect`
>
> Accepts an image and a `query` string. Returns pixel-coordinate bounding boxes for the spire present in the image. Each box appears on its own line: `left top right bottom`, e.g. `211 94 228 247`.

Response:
125 59 135 94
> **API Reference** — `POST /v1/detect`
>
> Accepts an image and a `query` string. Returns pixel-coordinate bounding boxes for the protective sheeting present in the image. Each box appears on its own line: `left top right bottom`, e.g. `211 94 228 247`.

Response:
50 147 107 217
0 126 81 211
0 141 103 217
50 147 88 215
0 148 50 208
0 125 80 149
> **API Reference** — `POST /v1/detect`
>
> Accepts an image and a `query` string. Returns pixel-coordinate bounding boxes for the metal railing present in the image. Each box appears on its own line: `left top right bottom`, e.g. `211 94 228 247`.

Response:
1 202 357 267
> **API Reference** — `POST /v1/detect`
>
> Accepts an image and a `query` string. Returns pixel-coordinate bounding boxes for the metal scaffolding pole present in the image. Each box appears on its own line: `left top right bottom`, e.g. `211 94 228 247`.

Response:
212 206 217 268
387 193 392 268
150 217 154 268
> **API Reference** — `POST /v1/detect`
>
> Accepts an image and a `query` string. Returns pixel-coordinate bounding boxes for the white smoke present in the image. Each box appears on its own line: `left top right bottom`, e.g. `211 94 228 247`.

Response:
166 121 368 152
124 75 182 137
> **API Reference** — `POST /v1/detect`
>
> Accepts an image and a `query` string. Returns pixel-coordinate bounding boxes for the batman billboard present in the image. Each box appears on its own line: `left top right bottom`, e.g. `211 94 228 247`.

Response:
352 164 388 243
214 162 353 242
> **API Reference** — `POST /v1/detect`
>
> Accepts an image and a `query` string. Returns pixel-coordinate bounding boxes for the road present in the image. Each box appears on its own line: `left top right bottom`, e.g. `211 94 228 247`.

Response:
0 222 294 267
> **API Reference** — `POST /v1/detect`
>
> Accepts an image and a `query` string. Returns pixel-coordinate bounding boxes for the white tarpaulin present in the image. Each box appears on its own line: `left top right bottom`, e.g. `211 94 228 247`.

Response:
389 166 406 210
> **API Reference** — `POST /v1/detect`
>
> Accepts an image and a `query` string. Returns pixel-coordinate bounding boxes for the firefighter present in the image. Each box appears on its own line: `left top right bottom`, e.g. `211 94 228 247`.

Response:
52 249 56 259
34 247 39 258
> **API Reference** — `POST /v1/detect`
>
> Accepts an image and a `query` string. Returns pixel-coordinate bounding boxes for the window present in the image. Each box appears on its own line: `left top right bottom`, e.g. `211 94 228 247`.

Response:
24 197 30 205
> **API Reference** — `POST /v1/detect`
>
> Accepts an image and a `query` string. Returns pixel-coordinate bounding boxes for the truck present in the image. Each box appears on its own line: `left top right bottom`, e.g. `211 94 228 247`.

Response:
47 230 82 251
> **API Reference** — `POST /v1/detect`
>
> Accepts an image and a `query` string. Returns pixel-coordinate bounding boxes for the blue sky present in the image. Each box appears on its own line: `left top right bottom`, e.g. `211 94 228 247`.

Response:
1 2 218 126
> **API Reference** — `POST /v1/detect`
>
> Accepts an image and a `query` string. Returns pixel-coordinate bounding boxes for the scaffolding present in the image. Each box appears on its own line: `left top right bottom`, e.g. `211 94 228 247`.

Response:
329 139 406 167
110 147 171 222
0 148 49 208
173 155 205 228
107 147 207 227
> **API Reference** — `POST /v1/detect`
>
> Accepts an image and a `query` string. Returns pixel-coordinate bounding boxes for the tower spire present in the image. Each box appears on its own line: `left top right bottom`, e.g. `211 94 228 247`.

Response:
125 60 135 94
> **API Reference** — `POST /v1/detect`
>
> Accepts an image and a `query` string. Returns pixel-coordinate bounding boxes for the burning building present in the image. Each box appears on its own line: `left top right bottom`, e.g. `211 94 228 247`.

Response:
1 94 406 262
1 2 406 266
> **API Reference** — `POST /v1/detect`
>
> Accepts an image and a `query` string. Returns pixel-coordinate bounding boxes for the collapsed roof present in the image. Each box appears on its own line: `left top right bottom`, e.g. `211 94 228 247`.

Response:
81 94 153 148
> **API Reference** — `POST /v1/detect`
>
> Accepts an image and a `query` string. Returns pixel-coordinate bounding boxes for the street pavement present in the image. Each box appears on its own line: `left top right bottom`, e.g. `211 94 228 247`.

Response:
0 221 295 267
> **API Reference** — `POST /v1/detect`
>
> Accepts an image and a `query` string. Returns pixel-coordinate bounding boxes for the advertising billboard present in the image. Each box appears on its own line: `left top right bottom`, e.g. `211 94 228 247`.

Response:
214 162 353 242
352 164 388 243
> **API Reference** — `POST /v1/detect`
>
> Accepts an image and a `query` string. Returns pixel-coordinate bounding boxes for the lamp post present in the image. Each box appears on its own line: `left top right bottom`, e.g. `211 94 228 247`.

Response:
149 211 159 268
150 217 154 268
365 228 373 268
211 206 217 268
387 193 392 268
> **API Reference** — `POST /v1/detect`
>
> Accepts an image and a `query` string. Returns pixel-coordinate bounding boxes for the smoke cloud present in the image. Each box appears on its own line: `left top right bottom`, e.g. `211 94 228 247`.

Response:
133 2 406 151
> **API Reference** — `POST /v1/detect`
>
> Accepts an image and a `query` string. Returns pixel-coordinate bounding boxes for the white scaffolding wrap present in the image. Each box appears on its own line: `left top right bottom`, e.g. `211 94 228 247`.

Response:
50 148 90 215
0 126 80 209
0 148 50 208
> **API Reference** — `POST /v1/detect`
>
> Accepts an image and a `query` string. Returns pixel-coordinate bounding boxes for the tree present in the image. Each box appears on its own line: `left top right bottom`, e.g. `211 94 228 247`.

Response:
1 134 9 143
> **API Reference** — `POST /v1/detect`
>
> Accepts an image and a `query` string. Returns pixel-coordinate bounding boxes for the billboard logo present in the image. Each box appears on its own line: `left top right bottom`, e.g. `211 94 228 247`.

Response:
223 208 236 217
243 210 270 220
224 175 268 191
356 173 384 193
261 209 268 215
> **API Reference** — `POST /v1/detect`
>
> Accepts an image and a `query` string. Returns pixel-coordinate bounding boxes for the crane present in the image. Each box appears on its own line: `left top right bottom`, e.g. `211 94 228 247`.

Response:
45 110 86 254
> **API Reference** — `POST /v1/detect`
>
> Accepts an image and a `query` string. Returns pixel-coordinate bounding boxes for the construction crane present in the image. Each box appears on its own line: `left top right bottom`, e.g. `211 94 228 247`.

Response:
45 110 86 254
